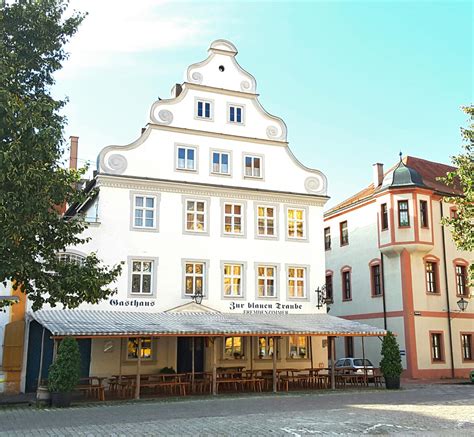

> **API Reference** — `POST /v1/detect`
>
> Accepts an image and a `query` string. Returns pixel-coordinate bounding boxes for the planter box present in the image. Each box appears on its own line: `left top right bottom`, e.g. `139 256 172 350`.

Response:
384 376 400 390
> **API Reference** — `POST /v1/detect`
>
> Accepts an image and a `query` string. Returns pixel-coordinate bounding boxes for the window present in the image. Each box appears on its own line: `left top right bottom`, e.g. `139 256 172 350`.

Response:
287 208 306 239
185 200 207 232
257 336 276 359
288 266 306 298
57 252 85 266
131 260 153 294
431 333 443 361
398 200 410 227
257 265 276 297
381 203 389 230
127 338 152 360
229 105 243 124
257 206 276 237
371 264 382 296
425 261 438 293
450 207 458 219
244 155 262 178
325 273 333 303
184 262 205 296
176 146 196 171
342 269 351 301
420 200 429 228
133 195 156 228
196 99 212 119
461 334 473 361
345 337 354 358
455 264 468 296
288 336 307 359
223 203 244 235
224 336 244 359
211 151 230 175
340 221 349 246
223 264 242 297
324 227 331 250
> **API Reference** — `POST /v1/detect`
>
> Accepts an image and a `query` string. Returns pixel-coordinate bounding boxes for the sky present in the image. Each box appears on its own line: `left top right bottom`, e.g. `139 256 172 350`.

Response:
54 0 473 208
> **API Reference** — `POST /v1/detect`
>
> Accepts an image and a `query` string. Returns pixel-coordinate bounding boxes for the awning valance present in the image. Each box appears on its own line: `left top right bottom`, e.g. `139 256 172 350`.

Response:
29 309 386 338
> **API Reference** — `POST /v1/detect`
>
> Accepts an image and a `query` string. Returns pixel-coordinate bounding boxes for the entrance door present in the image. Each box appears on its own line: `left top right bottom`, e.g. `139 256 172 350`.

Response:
177 337 204 373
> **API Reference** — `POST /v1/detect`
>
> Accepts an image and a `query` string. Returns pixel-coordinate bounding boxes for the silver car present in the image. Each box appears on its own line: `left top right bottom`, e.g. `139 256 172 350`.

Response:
335 357 375 375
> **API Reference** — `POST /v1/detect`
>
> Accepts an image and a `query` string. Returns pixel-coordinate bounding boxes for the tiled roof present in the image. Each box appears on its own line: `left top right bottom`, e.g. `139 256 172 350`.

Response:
29 310 386 337
325 156 458 216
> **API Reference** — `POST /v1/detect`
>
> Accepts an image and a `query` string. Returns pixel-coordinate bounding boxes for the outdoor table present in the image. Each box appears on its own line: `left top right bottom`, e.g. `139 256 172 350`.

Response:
76 376 106 401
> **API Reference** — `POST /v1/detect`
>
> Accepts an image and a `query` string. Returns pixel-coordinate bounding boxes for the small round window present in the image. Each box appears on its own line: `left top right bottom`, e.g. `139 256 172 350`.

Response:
218 65 225 72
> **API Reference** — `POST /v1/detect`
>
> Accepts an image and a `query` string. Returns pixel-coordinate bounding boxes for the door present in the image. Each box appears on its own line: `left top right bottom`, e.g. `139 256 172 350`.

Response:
177 337 204 373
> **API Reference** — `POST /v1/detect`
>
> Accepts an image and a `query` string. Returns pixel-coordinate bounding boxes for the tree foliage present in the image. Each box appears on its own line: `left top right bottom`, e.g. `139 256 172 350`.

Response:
48 337 81 393
379 331 403 378
440 106 474 284
0 0 122 310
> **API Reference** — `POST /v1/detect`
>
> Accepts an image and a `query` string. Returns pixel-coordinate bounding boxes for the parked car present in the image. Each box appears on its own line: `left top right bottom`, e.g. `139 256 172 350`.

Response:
334 357 375 375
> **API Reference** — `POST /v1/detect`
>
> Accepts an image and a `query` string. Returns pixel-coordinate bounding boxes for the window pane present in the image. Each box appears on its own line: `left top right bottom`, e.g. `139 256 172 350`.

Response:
142 275 151 293
133 262 142 272
142 262 152 272
230 106 234 121
197 101 203 117
236 107 242 123
132 274 141 293
135 196 144 207
178 148 185 160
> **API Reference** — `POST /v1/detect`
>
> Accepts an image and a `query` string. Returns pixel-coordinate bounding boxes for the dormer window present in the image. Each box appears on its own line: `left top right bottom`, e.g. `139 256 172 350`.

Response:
196 99 212 120
229 104 244 124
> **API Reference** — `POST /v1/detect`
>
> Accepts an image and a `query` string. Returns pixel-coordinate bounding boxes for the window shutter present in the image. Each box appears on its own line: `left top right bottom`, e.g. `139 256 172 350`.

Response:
2 320 25 371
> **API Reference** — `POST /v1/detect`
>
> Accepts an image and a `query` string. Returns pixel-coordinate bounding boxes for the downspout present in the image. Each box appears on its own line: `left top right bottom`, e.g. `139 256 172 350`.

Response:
440 201 455 378
380 252 387 330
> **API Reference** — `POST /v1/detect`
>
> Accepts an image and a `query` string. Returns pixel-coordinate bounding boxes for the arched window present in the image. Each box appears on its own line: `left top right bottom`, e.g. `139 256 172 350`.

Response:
57 252 85 266
368 259 383 297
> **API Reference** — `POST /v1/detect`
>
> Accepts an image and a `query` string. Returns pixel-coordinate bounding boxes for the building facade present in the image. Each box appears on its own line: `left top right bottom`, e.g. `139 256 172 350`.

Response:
325 156 473 379
19 39 341 391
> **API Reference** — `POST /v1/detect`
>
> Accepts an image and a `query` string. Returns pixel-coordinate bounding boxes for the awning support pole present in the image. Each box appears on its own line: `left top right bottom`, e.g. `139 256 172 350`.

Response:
362 336 367 385
135 338 142 400
191 337 195 393
330 336 336 390
309 336 313 369
36 327 46 389
212 337 217 396
250 336 253 373
272 336 277 393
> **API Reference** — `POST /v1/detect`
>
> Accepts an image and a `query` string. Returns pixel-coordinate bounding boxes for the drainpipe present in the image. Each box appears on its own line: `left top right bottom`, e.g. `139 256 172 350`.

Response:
440 201 455 378
380 252 387 330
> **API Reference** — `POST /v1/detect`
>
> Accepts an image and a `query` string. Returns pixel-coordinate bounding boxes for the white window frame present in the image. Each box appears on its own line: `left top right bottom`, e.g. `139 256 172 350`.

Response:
223 336 244 360
132 194 157 229
256 205 276 238
288 336 308 359
256 264 277 298
211 150 231 176
56 252 85 266
184 198 208 234
127 256 159 298
223 202 244 236
243 154 263 179
286 207 307 240
195 98 213 121
228 104 244 124
223 263 243 297
183 260 207 297
130 260 154 295
287 266 307 299
176 145 197 171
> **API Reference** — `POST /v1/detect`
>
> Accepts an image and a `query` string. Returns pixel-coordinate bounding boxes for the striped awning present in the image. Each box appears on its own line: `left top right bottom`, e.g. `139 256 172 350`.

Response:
29 309 386 337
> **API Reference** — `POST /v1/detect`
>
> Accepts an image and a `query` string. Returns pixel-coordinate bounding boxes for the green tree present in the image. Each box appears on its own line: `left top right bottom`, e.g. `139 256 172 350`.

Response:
48 337 81 393
0 0 122 310
440 106 473 284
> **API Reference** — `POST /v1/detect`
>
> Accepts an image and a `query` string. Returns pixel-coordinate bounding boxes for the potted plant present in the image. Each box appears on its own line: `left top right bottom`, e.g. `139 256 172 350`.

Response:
48 337 81 407
379 331 403 389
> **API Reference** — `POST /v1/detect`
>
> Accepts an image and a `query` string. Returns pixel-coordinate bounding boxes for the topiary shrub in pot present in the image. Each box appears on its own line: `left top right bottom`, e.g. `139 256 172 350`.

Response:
48 337 81 407
380 331 403 389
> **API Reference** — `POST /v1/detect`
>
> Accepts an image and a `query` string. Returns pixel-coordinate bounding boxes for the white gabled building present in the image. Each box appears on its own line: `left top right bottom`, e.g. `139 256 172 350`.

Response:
18 40 384 394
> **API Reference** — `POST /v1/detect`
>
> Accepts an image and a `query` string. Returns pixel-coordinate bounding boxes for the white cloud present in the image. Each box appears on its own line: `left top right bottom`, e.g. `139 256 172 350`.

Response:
58 0 211 76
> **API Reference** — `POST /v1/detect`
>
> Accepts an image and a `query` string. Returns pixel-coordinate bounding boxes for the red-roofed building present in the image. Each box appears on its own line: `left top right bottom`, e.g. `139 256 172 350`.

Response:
324 156 472 379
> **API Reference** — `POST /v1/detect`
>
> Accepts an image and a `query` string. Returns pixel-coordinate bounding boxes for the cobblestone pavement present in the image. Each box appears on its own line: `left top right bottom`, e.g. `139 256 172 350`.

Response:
0 384 473 436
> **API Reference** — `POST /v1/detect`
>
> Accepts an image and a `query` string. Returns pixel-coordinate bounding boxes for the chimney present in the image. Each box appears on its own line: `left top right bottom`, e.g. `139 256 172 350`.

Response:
373 163 384 187
69 136 79 170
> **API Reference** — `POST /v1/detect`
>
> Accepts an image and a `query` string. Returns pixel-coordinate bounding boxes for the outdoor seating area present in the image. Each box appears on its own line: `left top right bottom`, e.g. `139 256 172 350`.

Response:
70 367 384 402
